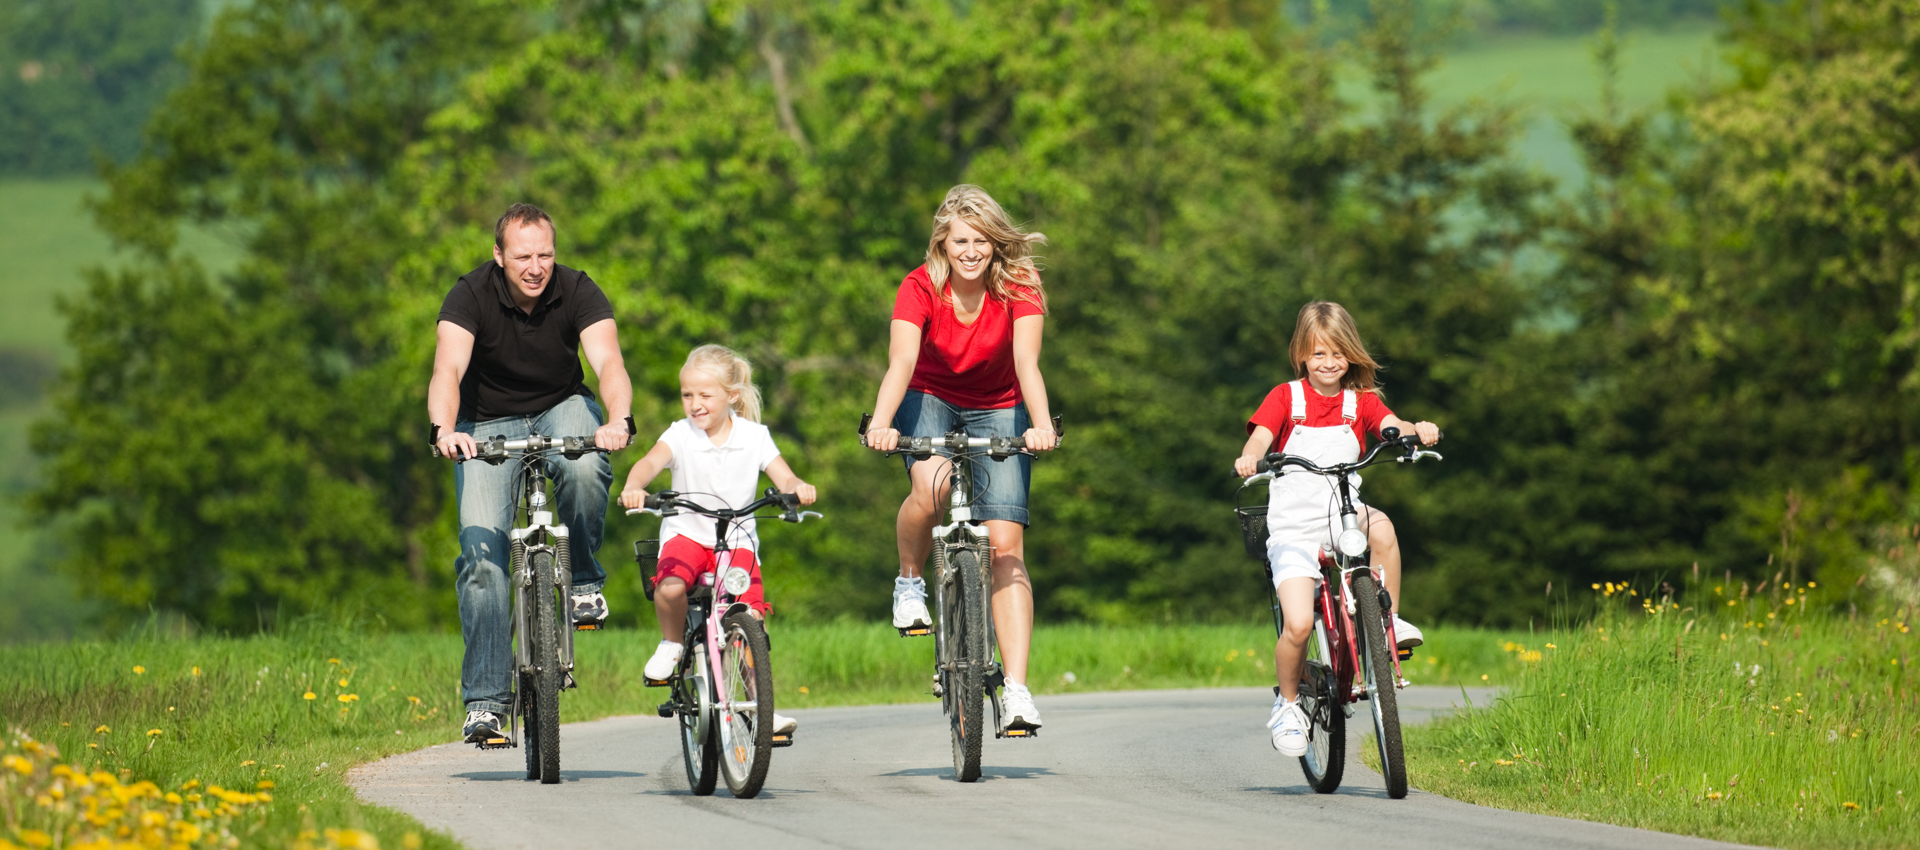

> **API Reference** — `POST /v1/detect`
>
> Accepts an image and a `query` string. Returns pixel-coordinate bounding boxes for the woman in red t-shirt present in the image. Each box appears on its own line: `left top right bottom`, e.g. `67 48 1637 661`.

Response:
865 184 1059 732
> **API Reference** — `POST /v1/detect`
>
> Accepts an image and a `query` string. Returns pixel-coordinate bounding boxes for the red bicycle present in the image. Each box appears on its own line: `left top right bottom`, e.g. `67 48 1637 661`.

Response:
1235 426 1441 799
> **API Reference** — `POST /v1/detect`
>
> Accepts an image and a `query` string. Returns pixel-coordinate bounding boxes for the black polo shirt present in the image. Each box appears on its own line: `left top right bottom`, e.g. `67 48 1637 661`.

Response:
438 260 616 421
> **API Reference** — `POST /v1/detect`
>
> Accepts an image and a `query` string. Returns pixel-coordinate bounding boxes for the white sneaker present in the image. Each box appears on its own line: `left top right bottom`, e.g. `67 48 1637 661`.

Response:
643 640 684 682
892 577 931 630
772 713 798 735
1001 682 1042 730
1393 615 1424 649
1268 698 1308 756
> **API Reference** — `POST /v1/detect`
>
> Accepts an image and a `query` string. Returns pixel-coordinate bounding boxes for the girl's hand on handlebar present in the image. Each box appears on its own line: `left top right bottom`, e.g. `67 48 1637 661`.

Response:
791 481 818 506
1412 421 1441 446
1023 427 1058 452
1234 454 1262 478
865 426 900 452
619 486 649 511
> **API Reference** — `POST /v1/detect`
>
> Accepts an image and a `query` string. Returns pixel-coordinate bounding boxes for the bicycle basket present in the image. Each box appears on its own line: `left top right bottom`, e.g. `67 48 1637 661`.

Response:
633 538 660 600
1234 505 1269 561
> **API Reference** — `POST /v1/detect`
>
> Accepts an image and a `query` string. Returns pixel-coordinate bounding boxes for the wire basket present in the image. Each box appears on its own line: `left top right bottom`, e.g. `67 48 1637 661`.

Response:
633 538 660 600
1233 505 1269 561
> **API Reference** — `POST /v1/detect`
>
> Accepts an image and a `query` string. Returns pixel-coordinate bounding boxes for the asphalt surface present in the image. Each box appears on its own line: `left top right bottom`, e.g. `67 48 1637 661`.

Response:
351 687 1759 850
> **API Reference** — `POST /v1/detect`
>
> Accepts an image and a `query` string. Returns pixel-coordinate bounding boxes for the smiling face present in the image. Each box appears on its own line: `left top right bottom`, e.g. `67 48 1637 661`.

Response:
492 220 556 312
1301 334 1351 395
680 367 737 433
943 218 995 286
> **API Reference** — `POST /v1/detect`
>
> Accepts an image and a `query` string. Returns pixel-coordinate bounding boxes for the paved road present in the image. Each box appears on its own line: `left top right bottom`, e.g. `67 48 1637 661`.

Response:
352 687 1757 850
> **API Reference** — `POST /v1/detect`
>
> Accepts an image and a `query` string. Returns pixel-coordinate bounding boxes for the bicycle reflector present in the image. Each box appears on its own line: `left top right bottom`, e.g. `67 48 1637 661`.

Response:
1337 528 1370 558
722 566 753 597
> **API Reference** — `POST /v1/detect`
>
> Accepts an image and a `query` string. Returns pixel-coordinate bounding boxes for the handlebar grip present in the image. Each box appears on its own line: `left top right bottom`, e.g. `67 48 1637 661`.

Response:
644 492 673 510
1255 458 1272 474
858 413 873 437
1052 414 1064 438
776 492 801 510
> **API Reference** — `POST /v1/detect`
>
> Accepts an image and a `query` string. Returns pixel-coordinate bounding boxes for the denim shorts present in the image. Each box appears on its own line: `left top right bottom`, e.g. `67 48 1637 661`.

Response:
895 390 1031 525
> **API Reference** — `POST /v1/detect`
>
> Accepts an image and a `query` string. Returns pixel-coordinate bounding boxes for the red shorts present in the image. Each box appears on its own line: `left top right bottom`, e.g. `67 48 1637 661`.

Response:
656 536 768 615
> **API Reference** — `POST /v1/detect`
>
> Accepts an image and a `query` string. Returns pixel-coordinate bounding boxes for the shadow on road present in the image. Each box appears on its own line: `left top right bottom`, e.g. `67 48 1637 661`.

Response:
1244 784 1397 799
881 765 1056 781
452 770 647 783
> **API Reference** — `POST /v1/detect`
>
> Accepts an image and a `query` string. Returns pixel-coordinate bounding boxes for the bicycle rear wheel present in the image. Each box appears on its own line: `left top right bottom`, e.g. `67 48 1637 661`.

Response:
529 550 563 785
943 545 986 783
718 611 775 798
678 650 718 795
1298 616 1346 793
1352 569 1407 799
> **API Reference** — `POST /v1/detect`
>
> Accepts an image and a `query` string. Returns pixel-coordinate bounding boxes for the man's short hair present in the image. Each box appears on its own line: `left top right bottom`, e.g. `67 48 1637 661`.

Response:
494 203 555 248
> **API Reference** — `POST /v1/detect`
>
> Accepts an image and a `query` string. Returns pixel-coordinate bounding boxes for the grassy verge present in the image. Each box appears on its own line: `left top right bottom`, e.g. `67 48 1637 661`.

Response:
1 619 1526 848
1401 585 1917 849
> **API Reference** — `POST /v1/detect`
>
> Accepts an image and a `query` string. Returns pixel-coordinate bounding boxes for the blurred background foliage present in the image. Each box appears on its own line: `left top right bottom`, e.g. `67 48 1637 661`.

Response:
5 0 1917 638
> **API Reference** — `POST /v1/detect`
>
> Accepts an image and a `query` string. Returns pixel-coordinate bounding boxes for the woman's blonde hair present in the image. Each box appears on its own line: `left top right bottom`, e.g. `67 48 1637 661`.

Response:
682 344 763 422
924 184 1048 311
1289 301 1383 395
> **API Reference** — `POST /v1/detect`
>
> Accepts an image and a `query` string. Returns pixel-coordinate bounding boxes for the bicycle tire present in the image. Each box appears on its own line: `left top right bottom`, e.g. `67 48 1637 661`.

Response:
679 650 719 795
529 550 563 785
521 673 539 780
945 545 986 783
1352 570 1408 799
717 611 775 798
1298 616 1346 793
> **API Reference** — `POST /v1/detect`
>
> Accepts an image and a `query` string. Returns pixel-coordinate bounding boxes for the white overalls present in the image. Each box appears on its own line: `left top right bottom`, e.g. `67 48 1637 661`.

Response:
1265 380 1366 587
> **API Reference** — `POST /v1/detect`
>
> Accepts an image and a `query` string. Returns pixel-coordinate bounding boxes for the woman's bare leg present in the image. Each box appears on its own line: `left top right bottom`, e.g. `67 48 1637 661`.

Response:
896 458 951 578
985 519 1033 684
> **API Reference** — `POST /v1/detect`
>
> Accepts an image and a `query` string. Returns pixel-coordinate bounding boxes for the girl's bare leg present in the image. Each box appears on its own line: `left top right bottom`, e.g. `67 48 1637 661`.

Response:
1272 577 1318 701
896 459 951 578
1366 509 1402 615
654 577 687 643
985 519 1032 685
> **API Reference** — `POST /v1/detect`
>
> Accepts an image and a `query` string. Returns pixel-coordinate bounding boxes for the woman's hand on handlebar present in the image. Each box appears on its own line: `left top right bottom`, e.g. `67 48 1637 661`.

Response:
1023 427 1059 453
1233 453 1263 478
865 426 901 452
619 486 649 511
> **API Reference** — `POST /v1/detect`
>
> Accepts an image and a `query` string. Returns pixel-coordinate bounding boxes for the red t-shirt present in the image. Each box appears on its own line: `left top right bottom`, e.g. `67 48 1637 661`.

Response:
891 265 1044 410
1247 382 1395 453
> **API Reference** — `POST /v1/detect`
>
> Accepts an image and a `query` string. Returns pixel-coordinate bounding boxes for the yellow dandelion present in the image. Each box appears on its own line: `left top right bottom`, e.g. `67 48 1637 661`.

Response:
403 832 423 850
407 696 421 705
192 666 201 677
798 686 810 694
303 691 317 700
1480 674 1490 681
19 829 53 848
146 729 162 737
1544 643 1557 650
132 666 145 675
328 658 341 664
1707 792 1723 801
338 693 360 703
257 780 275 789
1843 801 1860 811
94 725 109 733
1590 583 1600 590
338 678 349 687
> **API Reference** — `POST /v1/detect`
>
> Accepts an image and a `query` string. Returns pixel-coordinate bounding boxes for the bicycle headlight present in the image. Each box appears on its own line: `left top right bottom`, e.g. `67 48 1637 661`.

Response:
1336 528 1370 559
721 566 753 597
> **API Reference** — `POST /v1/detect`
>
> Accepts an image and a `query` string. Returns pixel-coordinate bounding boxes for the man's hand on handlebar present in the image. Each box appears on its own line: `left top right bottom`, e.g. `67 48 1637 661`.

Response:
434 428 478 462
594 418 633 452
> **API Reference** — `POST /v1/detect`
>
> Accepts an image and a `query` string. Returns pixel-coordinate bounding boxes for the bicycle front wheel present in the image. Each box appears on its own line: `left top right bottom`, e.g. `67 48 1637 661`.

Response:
943 545 986 783
678 650 719 795
718 611 775 798
1352 569 1407 799
529 550 563 785
1298 616 1346 793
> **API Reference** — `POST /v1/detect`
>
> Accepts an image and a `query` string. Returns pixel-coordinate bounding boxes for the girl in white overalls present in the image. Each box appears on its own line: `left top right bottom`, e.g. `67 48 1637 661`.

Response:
1233 302 1440 757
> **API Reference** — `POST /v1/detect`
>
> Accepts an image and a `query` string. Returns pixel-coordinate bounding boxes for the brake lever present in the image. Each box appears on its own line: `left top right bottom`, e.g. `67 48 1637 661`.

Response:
1242 472 1276 486
783 510 823 524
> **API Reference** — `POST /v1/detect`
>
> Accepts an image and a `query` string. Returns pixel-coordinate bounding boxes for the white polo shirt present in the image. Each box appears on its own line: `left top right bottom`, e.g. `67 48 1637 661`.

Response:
656 417 782 552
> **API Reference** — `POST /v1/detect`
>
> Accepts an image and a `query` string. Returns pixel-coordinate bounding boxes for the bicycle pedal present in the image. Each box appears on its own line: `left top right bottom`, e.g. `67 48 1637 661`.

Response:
574 622 603 631
998 727 1037 739
898 626 932 637
771 733 795 748
476 736 515 750
1396 648 1413 661
656 703 675 718
643 677 670 688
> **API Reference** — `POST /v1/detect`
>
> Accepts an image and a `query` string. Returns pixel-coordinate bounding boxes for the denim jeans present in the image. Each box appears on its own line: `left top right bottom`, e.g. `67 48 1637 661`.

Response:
453 394 612 714
894 389 1032 525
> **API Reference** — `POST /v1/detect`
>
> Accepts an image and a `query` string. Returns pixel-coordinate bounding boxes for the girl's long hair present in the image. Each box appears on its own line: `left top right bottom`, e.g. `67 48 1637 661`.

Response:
683 344 763 422
1288 301 1383 395
924 184 1048 311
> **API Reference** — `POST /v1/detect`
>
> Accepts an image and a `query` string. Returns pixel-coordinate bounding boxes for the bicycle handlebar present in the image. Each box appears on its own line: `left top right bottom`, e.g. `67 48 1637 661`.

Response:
856 412 1064 459
432 433 609 464
624 488 821 524
1244 426 1444 485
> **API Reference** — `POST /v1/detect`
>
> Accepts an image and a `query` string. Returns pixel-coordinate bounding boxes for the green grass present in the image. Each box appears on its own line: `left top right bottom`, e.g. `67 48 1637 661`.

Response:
0 619 1528 848
1402 587 1918 848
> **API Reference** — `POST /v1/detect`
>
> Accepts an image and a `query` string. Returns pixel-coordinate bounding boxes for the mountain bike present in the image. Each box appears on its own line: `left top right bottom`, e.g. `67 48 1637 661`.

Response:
435 433 609 785
1235 426 1441 799
629 488 818 798
858 413 1062 783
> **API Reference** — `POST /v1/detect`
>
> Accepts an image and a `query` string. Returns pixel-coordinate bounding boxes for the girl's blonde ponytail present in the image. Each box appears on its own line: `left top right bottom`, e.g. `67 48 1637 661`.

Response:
684 344 763 422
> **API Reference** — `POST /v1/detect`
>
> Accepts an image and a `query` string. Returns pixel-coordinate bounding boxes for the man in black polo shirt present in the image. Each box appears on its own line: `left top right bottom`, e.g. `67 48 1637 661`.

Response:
429 203 634 744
